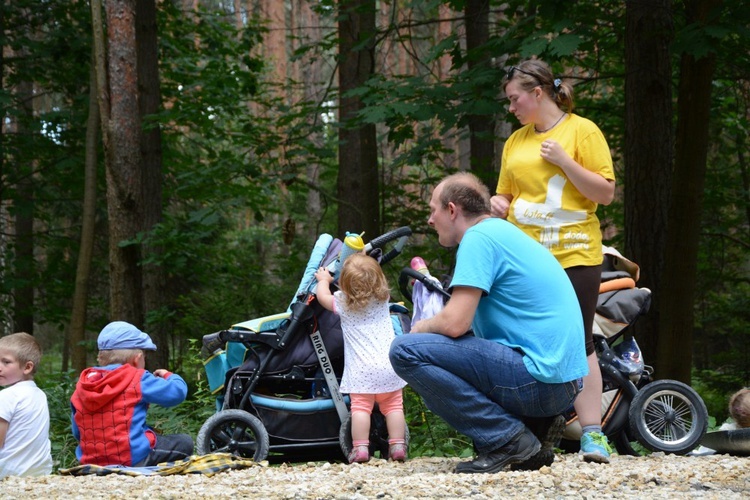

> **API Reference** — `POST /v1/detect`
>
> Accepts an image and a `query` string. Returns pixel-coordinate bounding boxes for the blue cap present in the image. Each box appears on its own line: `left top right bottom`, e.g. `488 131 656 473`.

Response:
97 321 157 351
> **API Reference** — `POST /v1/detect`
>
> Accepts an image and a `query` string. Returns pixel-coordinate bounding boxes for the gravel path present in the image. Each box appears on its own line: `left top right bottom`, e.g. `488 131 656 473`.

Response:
1 453 748 499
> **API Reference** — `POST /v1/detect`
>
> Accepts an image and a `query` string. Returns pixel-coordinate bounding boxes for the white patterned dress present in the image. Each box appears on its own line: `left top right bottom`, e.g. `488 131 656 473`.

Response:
333 291 406 394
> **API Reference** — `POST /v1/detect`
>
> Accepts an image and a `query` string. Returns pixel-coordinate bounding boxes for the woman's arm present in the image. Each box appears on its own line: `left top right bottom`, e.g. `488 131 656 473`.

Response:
541 139 615 205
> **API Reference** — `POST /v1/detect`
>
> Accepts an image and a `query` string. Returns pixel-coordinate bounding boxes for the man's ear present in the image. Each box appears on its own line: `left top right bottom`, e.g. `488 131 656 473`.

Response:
447 201 458 219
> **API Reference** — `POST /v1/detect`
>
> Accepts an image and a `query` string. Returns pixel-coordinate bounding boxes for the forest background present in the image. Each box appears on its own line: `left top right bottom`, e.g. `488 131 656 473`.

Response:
2 0 750 469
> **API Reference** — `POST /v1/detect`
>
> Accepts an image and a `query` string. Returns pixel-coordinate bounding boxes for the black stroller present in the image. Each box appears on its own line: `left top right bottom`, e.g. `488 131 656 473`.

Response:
197 227 412 462
398 248 709 458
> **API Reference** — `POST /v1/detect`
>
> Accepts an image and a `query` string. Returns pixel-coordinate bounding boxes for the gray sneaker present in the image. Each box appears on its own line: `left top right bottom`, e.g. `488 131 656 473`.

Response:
454 427 541 474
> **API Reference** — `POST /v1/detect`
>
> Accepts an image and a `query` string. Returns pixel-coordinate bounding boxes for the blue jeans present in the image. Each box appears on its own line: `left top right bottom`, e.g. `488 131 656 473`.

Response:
390 334 580 454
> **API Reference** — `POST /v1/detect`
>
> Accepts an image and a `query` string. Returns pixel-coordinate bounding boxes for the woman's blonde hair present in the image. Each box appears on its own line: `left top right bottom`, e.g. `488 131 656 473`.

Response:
97 349 143 366
729 388 750 428
338 253 391 311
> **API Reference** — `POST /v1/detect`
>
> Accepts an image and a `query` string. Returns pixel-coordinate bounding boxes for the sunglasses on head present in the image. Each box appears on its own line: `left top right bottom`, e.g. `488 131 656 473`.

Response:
506 66 537 80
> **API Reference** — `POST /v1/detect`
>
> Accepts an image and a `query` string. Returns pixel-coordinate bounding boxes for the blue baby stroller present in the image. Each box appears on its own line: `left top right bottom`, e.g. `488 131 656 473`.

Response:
398 247 709 459
197 227 412 462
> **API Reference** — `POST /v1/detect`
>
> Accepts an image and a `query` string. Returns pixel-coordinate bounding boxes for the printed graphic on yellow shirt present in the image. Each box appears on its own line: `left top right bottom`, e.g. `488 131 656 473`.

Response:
512 174 588 249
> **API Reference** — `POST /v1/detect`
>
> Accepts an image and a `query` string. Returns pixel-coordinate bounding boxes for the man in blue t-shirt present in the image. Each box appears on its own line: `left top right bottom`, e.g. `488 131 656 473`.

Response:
390 172 588 474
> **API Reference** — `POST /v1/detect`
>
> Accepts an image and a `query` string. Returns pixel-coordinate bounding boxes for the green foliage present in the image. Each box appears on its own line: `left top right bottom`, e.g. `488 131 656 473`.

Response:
1 0 100 332
692 369 744 426
403 387 473 458
35 369 79 471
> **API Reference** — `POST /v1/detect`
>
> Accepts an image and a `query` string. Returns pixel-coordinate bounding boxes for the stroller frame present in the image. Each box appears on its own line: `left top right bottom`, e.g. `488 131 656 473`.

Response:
197 227 412 462
558 250 709 456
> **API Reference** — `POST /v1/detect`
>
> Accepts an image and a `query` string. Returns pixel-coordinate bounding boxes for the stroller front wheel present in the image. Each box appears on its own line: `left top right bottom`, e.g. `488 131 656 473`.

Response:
628 379 708 455
197 409 270 461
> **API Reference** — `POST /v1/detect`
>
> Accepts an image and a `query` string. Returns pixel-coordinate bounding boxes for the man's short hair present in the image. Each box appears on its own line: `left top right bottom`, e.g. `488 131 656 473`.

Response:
438 172 491 217
0 332 42 374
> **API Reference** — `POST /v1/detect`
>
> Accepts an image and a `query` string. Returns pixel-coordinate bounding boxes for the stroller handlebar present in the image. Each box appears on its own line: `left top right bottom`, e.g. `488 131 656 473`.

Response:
364 226 412 265
399 266 452 304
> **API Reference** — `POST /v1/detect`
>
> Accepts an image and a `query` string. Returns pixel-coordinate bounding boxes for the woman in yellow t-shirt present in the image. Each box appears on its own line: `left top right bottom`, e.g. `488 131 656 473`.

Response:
491 59 616 465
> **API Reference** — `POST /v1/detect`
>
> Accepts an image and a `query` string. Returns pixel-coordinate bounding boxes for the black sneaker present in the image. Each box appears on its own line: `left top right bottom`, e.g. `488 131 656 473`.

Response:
510 414 566 471
454 427 541 474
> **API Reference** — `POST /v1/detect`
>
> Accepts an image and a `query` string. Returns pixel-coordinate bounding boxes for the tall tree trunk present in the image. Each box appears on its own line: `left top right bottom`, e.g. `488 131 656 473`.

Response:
657 0 722 383
69 58 100 372
137 0 168 368
13 79 35 335
464 0 495 188
337 0 380 238
104 0 144 323
624 0 673 365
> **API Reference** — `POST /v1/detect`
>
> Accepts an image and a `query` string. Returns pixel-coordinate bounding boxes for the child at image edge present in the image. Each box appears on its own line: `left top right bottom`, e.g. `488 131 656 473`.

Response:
70 321 194 466
726 387 750 430
0 332 53 478
315 253 407 463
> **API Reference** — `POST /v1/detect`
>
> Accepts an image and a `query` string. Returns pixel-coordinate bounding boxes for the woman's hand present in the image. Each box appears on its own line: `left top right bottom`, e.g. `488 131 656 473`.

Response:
540 139 570 167
540 140 615 205
490 194 512 219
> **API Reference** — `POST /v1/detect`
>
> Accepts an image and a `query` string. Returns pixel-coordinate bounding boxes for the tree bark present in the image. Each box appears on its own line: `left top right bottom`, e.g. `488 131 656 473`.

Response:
464 0 495 189
137 0 168 369
12 79 35 335
104 0 144 323
624 0 673 364
69 57 100 372
657 0 722 383
337 0 380 238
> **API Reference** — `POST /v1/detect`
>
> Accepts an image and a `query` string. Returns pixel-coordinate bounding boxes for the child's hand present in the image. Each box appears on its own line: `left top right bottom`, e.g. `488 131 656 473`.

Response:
315 267 333 284
153 369 170 378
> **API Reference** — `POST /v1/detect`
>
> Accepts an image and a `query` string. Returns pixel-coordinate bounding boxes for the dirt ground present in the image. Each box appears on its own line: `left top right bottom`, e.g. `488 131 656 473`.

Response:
1 452 749 499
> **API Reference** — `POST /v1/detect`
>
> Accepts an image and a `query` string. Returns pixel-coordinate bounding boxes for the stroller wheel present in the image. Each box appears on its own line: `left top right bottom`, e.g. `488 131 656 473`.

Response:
339 412 410 461
628 379 708 455
197 409 270 461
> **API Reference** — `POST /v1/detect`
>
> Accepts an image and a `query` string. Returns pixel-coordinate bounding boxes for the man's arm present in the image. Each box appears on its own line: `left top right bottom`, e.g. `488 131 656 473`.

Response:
410 286 482 338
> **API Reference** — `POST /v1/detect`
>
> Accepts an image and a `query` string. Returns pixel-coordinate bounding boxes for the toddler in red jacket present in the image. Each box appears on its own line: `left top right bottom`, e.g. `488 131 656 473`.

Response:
70 321 194 466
